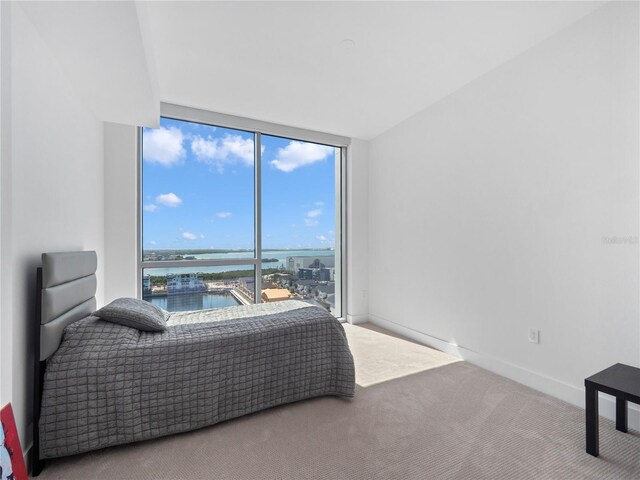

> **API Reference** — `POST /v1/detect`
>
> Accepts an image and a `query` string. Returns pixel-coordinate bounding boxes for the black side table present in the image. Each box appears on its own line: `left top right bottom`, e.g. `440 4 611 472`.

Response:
584 363 640 456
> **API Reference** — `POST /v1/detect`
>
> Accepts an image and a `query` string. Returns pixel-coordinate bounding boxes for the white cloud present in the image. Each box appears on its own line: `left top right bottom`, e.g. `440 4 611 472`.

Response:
316 232 334 247
155 193 182 208
149 240 157 246
270 141 333 173
304 218 319 227
182 231 197 240
303 207 322 227
216 211 232 219
191 134 257 173
314 201 325 206
143 127 186 167
143 204 158 212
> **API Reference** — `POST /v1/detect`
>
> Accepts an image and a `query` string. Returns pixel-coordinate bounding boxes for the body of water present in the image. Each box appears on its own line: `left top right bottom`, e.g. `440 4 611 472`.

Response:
145 292 240 312
144 249 335 276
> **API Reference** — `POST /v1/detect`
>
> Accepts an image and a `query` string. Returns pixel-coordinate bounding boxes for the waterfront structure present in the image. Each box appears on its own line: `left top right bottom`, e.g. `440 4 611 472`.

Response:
237 277 255 302
166 272 207 295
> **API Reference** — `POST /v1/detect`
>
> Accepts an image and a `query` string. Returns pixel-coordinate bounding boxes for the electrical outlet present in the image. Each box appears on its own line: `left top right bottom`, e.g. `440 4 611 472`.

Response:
528 328 540 344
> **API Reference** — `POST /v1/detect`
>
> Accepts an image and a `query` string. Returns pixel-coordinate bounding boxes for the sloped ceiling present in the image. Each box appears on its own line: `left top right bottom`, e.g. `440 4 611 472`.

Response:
142 1 605 139
19 1 606 138
19 1 160 127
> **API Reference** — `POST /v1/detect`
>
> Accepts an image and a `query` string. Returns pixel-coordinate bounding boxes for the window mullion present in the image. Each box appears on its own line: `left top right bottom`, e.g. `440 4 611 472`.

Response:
254 132 262 303
141 259 258 269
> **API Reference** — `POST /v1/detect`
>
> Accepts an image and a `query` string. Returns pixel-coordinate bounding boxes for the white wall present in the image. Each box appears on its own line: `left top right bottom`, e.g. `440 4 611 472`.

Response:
346 139 369 324
5 4 105 448
368 2 639 426
0 0 13 411
104 122 138 302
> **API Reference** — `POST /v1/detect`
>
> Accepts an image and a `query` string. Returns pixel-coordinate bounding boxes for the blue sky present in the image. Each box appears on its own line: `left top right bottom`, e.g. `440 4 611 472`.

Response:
142 118 336 250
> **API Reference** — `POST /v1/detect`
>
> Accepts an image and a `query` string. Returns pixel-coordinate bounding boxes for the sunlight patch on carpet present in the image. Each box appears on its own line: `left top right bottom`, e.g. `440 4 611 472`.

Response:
343 324 461 387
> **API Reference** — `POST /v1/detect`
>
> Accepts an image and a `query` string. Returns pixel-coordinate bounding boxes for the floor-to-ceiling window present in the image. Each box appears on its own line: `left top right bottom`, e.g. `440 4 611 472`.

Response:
139 106 346 317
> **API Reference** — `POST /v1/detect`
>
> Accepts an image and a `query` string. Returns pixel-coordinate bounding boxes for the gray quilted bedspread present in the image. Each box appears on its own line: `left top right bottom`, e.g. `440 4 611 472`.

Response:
39 301 355 459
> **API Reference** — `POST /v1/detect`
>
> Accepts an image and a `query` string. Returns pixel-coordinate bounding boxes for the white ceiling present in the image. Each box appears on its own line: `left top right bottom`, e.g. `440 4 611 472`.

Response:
21 1 606 140
142 1 605 139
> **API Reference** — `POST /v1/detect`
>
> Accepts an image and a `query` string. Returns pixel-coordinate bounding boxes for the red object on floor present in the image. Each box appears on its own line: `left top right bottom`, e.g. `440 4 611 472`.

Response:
1 403 28 480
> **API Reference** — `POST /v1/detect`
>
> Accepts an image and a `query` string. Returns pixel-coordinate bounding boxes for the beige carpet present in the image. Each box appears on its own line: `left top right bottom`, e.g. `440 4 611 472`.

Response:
343 323 460 387
33 325 640 480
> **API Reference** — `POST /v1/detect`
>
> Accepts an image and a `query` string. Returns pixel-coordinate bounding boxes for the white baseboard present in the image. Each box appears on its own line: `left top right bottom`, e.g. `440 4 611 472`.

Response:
368 313 640 431
346 313 368 325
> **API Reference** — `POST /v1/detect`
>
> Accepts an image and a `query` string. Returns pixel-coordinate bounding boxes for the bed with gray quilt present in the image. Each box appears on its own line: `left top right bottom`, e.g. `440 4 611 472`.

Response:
35 252 355 462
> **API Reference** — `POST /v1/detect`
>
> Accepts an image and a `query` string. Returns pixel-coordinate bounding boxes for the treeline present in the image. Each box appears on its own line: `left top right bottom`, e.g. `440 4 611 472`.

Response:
144 248 252 255
143 248 332 255
148 268 283 287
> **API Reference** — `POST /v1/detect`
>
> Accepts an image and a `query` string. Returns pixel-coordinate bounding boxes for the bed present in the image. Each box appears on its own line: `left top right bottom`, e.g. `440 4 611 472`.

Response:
32 251 355 474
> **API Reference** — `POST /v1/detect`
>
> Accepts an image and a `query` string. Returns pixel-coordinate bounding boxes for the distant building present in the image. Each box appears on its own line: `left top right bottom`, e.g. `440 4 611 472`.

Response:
143 274 151 295
318 268 332 281
308 258 325 269
261 288 292 303
287 256 335 273
315 284 335 299
298 268 314 280
296 279 318 295
166 272 207 295
277 274 294 288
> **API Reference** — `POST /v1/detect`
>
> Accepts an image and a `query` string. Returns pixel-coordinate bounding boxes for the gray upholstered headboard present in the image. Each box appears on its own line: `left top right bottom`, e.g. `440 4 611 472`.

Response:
33 250 98 475
39 251 97 360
